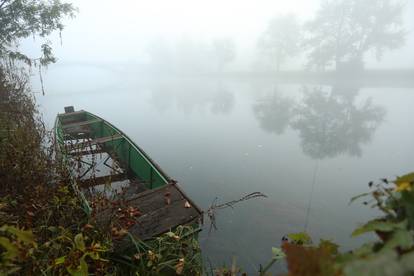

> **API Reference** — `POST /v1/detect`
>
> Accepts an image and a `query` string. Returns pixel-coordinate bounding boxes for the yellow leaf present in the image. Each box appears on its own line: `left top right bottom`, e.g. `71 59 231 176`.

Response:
395 181 412 192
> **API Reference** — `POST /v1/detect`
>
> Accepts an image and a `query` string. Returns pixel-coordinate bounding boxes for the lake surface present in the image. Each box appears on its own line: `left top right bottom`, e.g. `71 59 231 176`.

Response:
36 65 414 273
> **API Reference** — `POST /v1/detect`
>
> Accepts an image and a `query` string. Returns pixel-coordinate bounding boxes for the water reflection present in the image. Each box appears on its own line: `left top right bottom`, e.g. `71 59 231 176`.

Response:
253 87 294 134
147 79 234 115
254 84 386 159
210 83 234 115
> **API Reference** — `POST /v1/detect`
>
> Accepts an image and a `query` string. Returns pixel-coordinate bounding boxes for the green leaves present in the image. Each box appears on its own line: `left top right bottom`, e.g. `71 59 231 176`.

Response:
400 251 414 272
0 237 19 260
394 173 414 185
287 232 312 245
1 225 36 246
271 247 286 260
279 172 414 276
319 239 339 255
0 0 77 69
74 233 85 252
352 219 406 237
54 256 66 265
343 250 404 276
400 190 414 227
124 225 202 275
0 225 37 260
66 256 88 276
394 173 414 192
382 229 414 250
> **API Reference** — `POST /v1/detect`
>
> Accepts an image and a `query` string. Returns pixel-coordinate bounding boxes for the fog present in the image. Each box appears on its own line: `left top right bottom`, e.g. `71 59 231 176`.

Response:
22 0 414 81
24 0 414 273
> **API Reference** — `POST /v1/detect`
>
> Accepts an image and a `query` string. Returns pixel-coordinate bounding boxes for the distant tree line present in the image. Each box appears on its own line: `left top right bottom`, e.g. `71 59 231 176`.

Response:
145 0 406 75
258 0 406 72
145 36 236 75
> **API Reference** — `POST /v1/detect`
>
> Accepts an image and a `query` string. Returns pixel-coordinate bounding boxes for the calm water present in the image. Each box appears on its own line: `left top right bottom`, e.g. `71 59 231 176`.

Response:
36 66 414 273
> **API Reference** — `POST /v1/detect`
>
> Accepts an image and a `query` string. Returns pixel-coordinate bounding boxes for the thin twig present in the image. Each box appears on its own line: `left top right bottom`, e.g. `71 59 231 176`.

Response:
206 192 267 233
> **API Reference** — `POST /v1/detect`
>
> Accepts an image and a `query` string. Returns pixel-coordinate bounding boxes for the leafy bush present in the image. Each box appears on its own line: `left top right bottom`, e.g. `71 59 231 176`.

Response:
273 172 414 276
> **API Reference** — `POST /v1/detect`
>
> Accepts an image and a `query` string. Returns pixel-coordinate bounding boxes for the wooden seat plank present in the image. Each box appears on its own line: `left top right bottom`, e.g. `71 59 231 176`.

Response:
94 184 202 250
62 118 102 129
79 172 127 188
65 134 123 150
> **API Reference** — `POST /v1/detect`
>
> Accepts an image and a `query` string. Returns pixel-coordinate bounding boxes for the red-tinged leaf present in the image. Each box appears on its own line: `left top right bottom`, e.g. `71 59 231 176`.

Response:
282 242 337 276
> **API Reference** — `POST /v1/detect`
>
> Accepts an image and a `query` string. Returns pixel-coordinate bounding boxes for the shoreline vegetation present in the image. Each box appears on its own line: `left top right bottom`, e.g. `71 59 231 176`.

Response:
0 68 203 275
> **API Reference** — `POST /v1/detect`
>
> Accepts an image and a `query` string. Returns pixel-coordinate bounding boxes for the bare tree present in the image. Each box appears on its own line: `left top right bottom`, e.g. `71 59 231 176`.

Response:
258 14 301 72
212 38 236 73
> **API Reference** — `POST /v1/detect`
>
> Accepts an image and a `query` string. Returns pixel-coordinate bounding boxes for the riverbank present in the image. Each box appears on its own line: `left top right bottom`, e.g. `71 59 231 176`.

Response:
0 70 203 275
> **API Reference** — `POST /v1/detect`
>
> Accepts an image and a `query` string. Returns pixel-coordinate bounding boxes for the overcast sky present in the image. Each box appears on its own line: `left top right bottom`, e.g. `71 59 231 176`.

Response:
22 0 414 69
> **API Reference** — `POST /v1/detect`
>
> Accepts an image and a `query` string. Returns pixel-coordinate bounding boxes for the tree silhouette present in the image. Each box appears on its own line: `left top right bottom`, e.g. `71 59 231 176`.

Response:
0 0 76 67
304 0 405 71
212 38 236 73
291 85 385 159
146 38 174 74
258 14 301 72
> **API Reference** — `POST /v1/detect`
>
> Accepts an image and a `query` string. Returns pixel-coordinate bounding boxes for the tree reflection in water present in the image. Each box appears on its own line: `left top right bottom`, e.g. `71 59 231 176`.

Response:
148 80 235 115
253 88 294 135
253 84 386 159
210 82 235 115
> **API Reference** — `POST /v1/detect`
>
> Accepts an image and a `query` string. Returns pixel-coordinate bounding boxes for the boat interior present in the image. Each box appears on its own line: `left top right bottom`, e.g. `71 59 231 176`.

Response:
56 109 166 199
55 108 203 247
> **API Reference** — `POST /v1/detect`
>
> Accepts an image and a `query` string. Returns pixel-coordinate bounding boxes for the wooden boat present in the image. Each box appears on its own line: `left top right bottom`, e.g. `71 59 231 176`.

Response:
54 106 202 249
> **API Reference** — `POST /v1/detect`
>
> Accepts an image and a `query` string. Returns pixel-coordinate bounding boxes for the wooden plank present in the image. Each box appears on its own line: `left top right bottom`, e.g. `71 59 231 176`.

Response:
65 134 123 150
127 185 184 212
114 199 201 250
92 134 123 143
67 147 105 156
64 129 92 139
79 173 127 188
129 198 199 238
119 179 149 199
172 182 204 218
62 118 102 129
94 184 202 248
95 184 181 221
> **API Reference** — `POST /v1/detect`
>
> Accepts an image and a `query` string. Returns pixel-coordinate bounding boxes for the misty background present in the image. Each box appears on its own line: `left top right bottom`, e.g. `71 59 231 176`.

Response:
23 0 414 273
22 0 414 91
